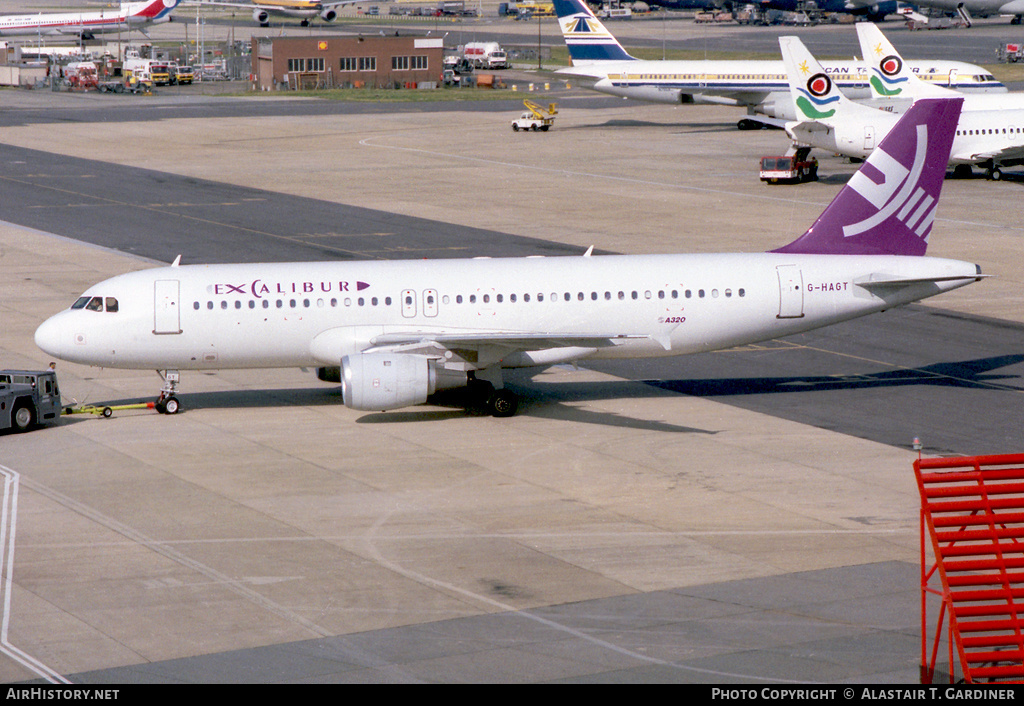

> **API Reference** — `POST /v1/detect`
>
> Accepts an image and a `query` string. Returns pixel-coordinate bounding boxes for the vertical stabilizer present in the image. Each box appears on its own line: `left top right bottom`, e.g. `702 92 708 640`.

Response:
780 35 856 123
856 23 956 100
773 97 963 256
125 0 179 19
552 0 635 64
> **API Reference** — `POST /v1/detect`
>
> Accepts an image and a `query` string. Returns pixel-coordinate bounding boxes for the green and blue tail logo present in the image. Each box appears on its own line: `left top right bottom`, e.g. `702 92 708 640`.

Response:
796 73 838 119
869 55 906 97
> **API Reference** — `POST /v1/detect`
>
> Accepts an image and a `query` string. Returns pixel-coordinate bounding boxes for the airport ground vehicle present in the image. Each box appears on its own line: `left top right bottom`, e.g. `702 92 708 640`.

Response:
171 63 194 84
759 148 818 183
123 56 169 87
0 370 61 433
64 61 99 90
512 100 557 131
463 42 507 69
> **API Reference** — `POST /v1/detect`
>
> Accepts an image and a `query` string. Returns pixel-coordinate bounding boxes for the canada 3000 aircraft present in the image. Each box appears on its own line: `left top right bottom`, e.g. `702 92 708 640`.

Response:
551 0 1003 129
0 0 179 39
34 99 981 418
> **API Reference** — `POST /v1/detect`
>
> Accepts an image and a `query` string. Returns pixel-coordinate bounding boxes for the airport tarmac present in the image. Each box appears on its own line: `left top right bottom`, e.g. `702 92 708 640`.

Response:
1 27 1024 684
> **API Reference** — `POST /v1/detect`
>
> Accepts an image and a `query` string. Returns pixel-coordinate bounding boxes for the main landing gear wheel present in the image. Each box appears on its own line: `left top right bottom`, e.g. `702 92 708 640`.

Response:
467 376 519 417
487 389 519 418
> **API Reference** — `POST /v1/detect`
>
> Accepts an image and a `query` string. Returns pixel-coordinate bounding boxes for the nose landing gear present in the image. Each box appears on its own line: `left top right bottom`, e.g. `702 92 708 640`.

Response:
155 370 181 414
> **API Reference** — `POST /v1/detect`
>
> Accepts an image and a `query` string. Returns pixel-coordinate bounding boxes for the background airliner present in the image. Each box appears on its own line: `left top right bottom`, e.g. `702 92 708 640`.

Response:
552 0 1003 128
910 0 1023 24
187 0 357 26
0 0 179 39
34 99 982 419
783 33 1024 179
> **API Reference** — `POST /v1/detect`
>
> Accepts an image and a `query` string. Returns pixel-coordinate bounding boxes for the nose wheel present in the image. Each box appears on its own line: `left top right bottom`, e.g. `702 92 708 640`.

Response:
156 370 182 415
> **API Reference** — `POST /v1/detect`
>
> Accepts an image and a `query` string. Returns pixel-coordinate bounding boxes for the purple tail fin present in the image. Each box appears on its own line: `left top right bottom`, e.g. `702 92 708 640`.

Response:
773 97 963 256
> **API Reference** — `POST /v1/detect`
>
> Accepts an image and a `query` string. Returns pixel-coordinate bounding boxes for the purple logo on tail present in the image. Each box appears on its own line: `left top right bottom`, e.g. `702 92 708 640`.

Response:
843 123 936 241
773 98 962 257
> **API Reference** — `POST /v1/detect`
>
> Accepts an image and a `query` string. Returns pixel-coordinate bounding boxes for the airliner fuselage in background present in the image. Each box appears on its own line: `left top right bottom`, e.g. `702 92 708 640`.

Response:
0 0 179 38
35 99 982 418
551 0 1003 128
189 0 356 26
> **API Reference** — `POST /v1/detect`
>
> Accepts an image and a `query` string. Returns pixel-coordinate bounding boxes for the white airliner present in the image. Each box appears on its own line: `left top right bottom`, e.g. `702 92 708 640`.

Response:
551 0 1004 129
34 99 982 418
0 0 179 39
783 33 1024 180
187 0 356 26
854 22 1024 179
909 0 1023 25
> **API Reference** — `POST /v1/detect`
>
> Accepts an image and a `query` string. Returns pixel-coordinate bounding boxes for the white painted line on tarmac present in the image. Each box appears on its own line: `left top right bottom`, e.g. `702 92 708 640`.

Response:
0 464 70 684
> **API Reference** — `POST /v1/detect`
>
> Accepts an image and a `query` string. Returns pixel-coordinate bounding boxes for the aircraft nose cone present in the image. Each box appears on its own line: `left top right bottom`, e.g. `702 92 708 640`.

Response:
34 315 69 359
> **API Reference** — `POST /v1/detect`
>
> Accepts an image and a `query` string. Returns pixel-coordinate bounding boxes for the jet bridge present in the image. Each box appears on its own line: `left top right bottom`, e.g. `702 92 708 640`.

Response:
916 453 1024 683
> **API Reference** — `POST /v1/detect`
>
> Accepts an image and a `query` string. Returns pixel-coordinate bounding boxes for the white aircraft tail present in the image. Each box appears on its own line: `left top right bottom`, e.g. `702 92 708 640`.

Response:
855 23 956 100
780 35 862 125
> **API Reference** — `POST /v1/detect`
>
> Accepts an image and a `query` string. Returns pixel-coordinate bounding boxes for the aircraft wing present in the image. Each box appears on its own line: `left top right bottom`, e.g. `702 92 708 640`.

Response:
360 331 668 368
368 331 654 351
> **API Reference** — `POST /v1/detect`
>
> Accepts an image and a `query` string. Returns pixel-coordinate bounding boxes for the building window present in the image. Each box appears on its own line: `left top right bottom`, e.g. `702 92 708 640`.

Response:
412 55 428 70
287 58 304 72
359 57 376 71
340 57 357 72
308 57 324 72
392 56 410 71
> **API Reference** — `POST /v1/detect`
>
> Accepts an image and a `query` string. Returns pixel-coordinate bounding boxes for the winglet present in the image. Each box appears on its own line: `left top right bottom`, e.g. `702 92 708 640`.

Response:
855 23 955 100
773 97 963 256
552 0 635 65
171 254 182 267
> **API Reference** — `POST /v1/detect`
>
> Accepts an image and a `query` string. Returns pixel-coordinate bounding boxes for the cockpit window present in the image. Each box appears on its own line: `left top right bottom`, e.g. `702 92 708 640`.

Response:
72 296 118 312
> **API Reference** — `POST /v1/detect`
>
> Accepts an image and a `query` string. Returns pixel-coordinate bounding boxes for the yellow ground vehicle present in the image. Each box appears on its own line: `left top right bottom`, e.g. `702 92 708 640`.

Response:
511 100 557 132
172 63 194 85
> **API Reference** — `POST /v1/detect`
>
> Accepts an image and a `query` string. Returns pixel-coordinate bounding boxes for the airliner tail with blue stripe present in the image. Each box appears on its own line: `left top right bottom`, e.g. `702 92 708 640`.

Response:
553 0 635 65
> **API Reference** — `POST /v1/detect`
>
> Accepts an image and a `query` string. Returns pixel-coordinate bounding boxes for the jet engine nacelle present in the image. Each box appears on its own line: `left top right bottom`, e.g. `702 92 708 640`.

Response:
320 8 337 21
253 9 270 24
755 93 795 121
341 353 466 412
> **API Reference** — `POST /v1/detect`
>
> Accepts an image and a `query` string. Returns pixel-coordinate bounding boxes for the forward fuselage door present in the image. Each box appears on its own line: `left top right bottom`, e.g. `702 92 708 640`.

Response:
154 279 182 334
423 289 438 317
776 265 805 319
401 289 417 318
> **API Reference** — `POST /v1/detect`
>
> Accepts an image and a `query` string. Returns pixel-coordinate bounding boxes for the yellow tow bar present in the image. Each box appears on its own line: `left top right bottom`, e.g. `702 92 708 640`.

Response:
64 402 156 418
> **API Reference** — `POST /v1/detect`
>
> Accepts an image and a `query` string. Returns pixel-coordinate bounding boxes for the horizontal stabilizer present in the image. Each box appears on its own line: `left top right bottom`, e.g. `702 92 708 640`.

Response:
855 271 987 290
